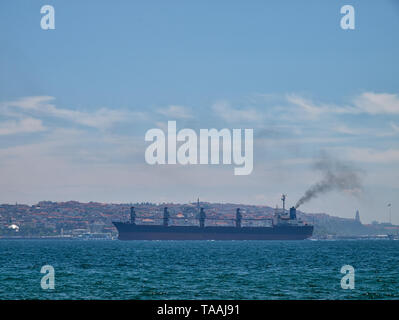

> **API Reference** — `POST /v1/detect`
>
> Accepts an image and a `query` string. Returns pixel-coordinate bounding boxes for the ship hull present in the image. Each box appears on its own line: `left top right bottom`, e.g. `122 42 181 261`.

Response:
112 222 313 240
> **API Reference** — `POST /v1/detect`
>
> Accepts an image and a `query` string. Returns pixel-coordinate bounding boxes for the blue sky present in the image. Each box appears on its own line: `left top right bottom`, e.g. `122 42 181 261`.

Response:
0 0 399 223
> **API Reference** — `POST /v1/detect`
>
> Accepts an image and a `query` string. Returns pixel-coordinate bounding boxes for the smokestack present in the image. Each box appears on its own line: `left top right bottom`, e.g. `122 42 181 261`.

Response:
289 207 296 220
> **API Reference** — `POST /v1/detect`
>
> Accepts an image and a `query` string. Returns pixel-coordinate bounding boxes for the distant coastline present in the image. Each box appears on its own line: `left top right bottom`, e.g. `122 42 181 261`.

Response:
1 201 398 239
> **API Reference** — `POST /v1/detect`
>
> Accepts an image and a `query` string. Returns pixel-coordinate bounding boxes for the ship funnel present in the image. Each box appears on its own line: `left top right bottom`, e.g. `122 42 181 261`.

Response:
289 207 297 220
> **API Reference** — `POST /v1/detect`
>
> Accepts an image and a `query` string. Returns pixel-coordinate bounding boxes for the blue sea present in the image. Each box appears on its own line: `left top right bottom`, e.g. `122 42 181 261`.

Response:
0 240 398 300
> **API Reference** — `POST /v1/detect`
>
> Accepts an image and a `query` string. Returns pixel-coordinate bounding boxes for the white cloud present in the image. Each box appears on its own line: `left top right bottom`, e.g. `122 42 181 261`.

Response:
0 118 46 135
343 147 399 164
156 105 193 119
390 122 399 133
286 94 356 118
1 96 52 110
287 92 399 118
354 92 399 115
286 95 326 118
334 123 399 137
212 101 262 123
334 125 360 135
0 127 144 168
2 96 144 129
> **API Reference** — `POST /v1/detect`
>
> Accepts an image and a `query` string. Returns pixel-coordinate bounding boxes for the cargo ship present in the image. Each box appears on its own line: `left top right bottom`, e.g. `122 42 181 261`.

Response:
113 195 313 240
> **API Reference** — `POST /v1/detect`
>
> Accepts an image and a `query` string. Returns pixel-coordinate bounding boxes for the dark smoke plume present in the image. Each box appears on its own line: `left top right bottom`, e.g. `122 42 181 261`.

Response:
295 153 362 209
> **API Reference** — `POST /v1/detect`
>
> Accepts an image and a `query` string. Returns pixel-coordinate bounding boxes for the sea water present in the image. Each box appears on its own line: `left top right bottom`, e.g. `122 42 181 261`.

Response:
0 240 398 299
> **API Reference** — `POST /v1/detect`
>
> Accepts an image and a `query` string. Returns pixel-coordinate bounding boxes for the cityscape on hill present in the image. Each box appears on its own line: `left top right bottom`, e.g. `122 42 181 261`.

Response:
0 201 397 240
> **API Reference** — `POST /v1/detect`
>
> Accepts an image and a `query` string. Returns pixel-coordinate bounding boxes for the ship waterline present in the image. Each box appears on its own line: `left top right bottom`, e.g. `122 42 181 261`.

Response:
112 223 314 240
